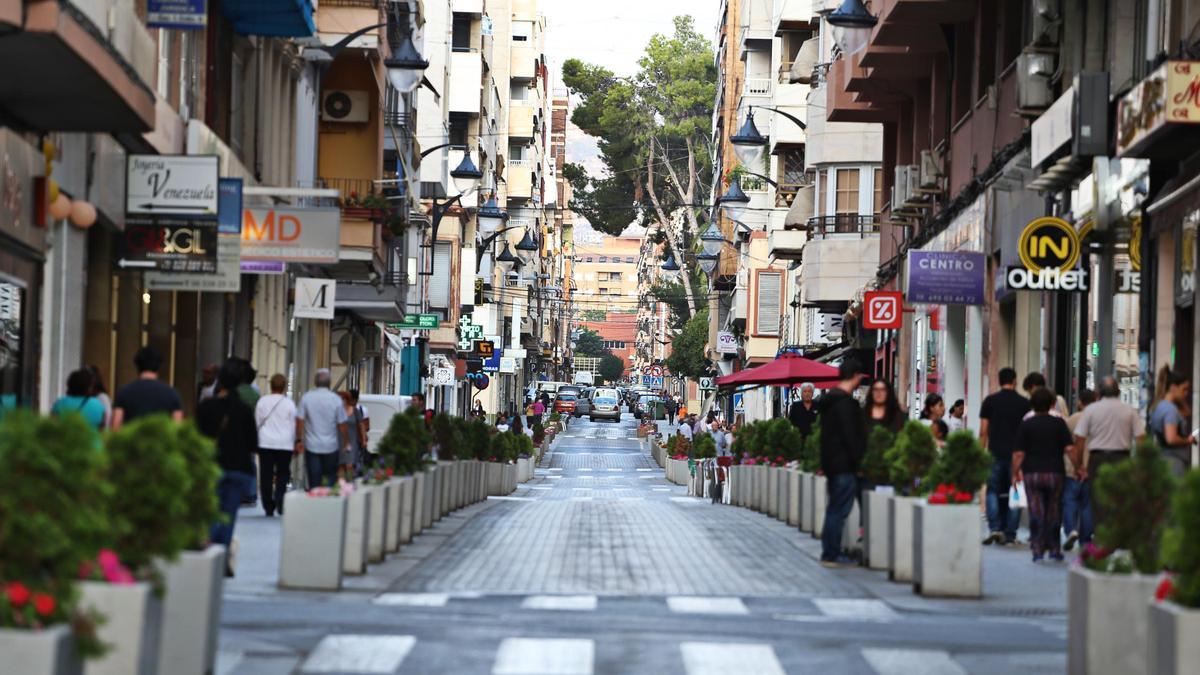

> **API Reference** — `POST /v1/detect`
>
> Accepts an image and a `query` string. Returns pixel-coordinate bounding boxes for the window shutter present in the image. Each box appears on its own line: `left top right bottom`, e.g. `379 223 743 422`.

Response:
756 272 781 335
429 242 452 308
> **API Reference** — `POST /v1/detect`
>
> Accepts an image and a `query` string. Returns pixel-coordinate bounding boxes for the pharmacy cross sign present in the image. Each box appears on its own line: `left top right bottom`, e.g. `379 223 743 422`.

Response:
457 317 484 352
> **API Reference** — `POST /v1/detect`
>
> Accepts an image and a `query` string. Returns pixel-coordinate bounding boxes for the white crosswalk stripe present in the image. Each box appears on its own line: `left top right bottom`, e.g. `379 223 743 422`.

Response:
521 595 598 611
667 596 749 615
861 648 967 675
814 599 898 620
301 635 416 673
492 637 594 675
679 642 785 675
373 593 450 607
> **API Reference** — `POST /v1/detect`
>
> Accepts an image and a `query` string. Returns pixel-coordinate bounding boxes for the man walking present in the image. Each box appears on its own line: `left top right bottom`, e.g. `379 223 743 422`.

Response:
1073 376 1146 536
255 374 296 516
297 369 342 489
788 382 818 439
818 361 866 568
112 346 184 430
979 367 1031 545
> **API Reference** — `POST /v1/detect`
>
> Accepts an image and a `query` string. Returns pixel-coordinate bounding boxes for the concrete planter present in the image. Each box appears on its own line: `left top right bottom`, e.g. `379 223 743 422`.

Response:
862 489 893 570
776 468 789 521
486 462 505 495
279 491 346 590
399 476 415 544
342 487 370 575
79 581 161 675
752 465 768 512
800 472 814 532
156 545 225 675
812 474 827 537
384 479 403 553
422 466 436 528
503 463 517 493
1148 600 1200 675
1068 567 1158 675
888 496 921 582
364 484 387 563
0 625 82 675
411 472 425 536
767 467 780 518
787 469 801 526
913 503 981 598
732 466 746 506
436 462 450 519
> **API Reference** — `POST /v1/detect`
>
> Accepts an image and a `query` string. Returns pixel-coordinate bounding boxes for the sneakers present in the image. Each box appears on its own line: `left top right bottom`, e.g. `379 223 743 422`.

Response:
820 556 855 569
1032 553 1045 563
1064 531 1079 551
983 531 1004 545
1049 552 1065 562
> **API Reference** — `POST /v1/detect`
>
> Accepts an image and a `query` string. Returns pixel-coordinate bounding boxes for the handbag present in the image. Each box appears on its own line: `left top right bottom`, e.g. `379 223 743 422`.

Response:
1009 481 1028 509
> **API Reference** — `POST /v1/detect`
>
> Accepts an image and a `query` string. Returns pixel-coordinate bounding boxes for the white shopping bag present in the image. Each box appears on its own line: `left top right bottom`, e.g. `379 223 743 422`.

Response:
1009 481 1028 509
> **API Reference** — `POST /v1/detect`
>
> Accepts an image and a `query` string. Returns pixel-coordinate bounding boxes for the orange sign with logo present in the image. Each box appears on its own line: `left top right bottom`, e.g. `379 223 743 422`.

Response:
241 206 341 263
1117 61 1200 157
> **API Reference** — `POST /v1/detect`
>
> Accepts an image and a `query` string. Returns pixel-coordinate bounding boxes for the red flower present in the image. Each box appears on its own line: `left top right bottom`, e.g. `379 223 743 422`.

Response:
1156 577 1176 602
6 581 30 607
955 491 973 503
927 493 948 504
385 467 394 477
935 484 950 494
32 593 55 617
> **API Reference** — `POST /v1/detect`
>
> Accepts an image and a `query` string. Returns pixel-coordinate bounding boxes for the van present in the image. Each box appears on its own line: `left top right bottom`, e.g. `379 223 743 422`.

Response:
357 394 412 453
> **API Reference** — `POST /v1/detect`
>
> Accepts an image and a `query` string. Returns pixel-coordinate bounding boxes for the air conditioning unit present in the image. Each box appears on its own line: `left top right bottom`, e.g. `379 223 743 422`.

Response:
321 90 370 123
919 150 942 190
893 165 917 205
1031 0 1061 46
1017 52 1055 112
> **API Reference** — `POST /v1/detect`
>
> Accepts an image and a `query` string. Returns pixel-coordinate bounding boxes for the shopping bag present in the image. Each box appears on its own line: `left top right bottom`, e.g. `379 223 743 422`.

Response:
1009 481 1028 509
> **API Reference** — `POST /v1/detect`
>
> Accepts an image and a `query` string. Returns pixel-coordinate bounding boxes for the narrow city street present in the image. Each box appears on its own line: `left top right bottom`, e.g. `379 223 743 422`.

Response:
217 415 1066 675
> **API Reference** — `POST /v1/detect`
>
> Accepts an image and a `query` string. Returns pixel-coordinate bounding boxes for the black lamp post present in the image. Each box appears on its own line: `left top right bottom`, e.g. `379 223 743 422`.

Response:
827 0 878 28
421 149 483 276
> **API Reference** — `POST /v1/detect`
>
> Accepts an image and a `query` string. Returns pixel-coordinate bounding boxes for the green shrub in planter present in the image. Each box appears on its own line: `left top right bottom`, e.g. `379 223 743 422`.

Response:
0 411 110 656
172 422 221 551
489 432 522 462
861 426 895 487
798 422 820 472
693 433 717 459
924 429 990 495
731 421 760 463
1089 439 1174 574
666 435 679 455
1164 469 1200 606
757 418 803 463
885 421 937 495
105 415 194 576
376 409 432 475
462 419 493 460
431 413 464 460
518 433 535 457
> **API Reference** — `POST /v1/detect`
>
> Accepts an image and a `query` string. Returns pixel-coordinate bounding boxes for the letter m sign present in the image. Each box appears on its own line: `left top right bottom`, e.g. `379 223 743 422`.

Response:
293 277 337 320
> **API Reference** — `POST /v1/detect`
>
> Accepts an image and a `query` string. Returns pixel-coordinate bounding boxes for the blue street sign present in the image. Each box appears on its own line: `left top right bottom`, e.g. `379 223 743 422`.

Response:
217 178 243 235
147 0 207 29
642 375 664 388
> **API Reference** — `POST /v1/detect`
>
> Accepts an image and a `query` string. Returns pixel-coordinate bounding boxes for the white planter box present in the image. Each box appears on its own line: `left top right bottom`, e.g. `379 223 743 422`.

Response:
384 479 402 553
156 545 225 675
812 474 827 537
364 484 387 564
411 472 425 536
454 461 465 508
913 503 982 598
486 462 504 495
343 487 370 575
422 466 436 528
776 468 789 521
767 467 780 517
888 496 920 582
0 625 82 675
280 491 346 589
80 581 161 675
1148 600 1200 675
800 473 814 532
863 490 892 570
503 463 517 493
787 469 801 526
433 462 447 520
1068 567 1158 675
399 476 415 544
753 465 767 512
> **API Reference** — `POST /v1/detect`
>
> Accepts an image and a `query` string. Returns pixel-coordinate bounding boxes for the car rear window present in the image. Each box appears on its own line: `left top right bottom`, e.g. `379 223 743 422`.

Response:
594 397 617 405
557 394 577 401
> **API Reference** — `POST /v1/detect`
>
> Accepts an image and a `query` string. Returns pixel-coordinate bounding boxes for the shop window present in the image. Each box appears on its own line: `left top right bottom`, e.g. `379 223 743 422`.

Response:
873 167 884 217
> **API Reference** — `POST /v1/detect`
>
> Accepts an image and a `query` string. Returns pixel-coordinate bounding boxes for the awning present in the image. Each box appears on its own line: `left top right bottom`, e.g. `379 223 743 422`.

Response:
715 353 840 390
222 0 315 37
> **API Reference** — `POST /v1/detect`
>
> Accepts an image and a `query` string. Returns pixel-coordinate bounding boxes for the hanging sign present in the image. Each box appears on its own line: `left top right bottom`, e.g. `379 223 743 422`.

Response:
147 0 207 29
432 367 455 386
716 331 738 354
863 291 904 330
457 316 484 352
145 233 241 292
906 251 986 305
217 178 243 234
119 217 219 273
294 278 336 320
126 155 218 216
241 207 341 263
1006 217 1089 292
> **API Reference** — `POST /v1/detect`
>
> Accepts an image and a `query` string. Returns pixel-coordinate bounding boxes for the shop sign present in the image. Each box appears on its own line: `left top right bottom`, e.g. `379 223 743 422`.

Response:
905 251 986 305
1006 267 1090 292
432 367 455 386
119 217 219 273
1117 61 1200 158
476 340 495 357
1177 210 1197 307
863 291 904 330
1117 268 1141 294
456 316 484 352
390 313 440 330
241 207 341 263
147 0 207 29
500 357 517 373
716 331 738 354
126 155 218 216
145 233 240 292
217 178 243 234
241 260 285 274
1032 86 1075 167
1006 216 1089 292
699 377 715 390
293 278 336 320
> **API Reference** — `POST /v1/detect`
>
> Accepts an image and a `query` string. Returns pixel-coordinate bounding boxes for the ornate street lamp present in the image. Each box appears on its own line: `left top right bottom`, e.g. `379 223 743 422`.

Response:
515 227 539 263
827 0 877 28
450 152 483 193
729 112 767 167
476 195 507 237
384 32 429 94
496 242 519 273
661 252 680 271
718 181 751 222
697 252 719 276
700 222 727 257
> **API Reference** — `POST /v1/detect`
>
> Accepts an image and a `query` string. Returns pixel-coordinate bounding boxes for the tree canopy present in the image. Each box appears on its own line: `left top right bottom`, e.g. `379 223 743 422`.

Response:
573 328 607 358
598 353 626 383
665 309 712 380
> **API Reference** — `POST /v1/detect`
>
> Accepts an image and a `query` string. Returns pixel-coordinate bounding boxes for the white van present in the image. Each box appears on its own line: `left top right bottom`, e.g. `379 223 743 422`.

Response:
357 394 412 453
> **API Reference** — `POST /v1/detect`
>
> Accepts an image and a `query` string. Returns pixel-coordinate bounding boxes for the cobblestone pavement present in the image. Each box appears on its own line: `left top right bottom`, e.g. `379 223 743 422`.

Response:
217 414 1067 674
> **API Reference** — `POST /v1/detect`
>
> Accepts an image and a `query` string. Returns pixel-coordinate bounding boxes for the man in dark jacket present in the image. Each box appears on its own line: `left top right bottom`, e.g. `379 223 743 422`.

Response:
818 360 867 567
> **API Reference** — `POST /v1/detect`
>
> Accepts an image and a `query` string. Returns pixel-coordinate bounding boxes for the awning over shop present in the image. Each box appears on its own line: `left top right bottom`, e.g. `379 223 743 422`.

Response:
222 0 315 37
715 353 840 390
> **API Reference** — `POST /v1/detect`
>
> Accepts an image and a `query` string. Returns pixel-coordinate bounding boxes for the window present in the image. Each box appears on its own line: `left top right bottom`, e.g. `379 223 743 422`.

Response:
598 256 608 263
512 21 531 42
510 82 529 101
599 287 609 295
606 272 622 282
585 257 593 262
755 271 782 335
429 242 453 311
873 167 884 216
626 256 635 263
836 168 859 214
449 114 468 148
452 15 472 51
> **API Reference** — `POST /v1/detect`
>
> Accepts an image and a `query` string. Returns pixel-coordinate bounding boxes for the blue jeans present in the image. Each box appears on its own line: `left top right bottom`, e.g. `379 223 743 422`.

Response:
305 451 340 489
822 473 859 561
210 471 255 548
1061 477 1093 543
986 459 1020 539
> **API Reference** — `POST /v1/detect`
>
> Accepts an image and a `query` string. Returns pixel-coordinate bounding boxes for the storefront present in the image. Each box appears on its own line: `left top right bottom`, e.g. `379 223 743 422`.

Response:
0 130 46 413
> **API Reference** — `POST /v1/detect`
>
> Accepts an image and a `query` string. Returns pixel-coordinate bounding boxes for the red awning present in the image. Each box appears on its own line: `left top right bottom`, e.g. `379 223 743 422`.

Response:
715 353 840 389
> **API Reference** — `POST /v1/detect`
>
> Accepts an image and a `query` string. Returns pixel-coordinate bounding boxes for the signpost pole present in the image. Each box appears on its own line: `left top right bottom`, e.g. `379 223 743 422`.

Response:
1093 158 1115 381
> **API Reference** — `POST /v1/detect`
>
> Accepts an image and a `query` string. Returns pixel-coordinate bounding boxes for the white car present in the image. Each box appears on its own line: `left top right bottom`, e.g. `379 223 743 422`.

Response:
589 388 622 422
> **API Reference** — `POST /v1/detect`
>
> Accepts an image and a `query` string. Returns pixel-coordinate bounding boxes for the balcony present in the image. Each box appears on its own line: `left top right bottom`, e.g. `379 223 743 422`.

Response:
449 50 483 114
798 216 880 305
0 0 155 132
805 214 881 238
507 159 534 200
774 0 815 28
740 0 774 55
511 44 537 80
806 82 884 165
769 229 806 260
509 101 535 139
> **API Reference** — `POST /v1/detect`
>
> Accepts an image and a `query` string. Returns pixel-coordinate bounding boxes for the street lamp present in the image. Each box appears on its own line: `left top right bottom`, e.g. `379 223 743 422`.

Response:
661 252 680 271
477 195 507 237
384 32 429 94
827 0 877 28
496 242 518 273
515 227 539 264
697 252 719 276
450 152 483 193
729 112 767 166
700 222 727 256
718 181 750 222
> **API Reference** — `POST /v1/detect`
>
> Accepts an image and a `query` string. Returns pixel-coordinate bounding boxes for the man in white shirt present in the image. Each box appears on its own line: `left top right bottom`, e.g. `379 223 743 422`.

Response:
297 369 343 489
255 374 297 516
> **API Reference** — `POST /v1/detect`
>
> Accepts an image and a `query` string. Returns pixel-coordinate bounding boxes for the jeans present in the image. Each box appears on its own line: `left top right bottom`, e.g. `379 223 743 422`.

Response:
210 471 255 548
258 449 293 515
1061 477 1093 543
305 451 341 490
986 459 1020 539
822 473 859 561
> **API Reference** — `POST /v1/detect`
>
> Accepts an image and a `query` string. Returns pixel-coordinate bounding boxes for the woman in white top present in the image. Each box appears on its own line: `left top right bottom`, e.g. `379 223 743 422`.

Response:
86 365 113 430
947 399 966 432
254 374 298 517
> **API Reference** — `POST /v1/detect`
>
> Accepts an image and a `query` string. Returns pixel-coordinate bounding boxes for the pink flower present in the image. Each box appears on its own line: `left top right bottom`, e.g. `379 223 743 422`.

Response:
97 549 120 573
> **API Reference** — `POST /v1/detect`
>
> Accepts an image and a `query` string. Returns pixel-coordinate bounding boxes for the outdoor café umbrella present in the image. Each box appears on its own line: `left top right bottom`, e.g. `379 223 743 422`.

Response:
715 353 840 390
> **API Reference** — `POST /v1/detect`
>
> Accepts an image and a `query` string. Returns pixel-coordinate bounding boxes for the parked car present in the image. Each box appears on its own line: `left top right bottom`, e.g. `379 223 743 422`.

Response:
635 393 662 420
574 388 595 418
589 388 622 422
553 390 579 415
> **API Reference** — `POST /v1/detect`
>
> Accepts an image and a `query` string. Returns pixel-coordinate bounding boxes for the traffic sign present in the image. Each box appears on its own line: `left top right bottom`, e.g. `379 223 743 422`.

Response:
392 313 440 330
863 291 903 330
127 155 219 216
432 367 454 385
642 375 664 388
699 377 715 390
649 365 664 377
467 372 490 390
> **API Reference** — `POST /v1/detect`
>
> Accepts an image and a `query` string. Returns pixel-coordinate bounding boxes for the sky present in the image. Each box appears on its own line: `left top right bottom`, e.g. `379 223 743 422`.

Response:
539 0 720 239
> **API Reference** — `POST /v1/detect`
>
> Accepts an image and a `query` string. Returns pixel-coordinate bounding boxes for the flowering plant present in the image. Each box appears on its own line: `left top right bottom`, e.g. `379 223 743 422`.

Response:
742 456 758 466
926 483 973 505
308 478 356 498
1079 542 1134 573
78 549 135 585
1156 576 1176 602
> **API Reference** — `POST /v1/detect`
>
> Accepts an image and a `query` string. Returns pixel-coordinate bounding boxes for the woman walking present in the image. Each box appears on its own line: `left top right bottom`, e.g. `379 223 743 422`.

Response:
1012 387 1074 562
86 365 113 429
918 393 945 425
947 399 966 432
863 378 906 433
337 390 368 479
1151 367 1195 475
51 369 107 431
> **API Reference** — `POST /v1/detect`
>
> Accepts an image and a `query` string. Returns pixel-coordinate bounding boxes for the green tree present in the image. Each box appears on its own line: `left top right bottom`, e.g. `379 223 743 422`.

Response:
580 309 607 322
650 276 706 331
861 426 895 487
1164 469 1200 606
924 430 991 495
574 328 607 358
598 353 625 383
1094 439 1174 574
665 309 712 380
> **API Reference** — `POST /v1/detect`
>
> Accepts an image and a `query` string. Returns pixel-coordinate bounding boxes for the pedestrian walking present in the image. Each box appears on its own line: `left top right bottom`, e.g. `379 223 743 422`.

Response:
863 378 905 434
531 397 546 423
255 374 296 517
1012 387 1074 562
410 392 434 428
197 363 218 403
472 400 486 420
664 397 678 425
947 399 966 432
1151 367 1196 476
979 367 1031 545
296 369 342 489
50 368 107 431
1075 381 1145 530
1062 388 1096 549
818 360 866 568
111 346 184 430
677 413 694 456
918 393 945 425
337 389 369 478
788 382 818 439
195 361 258 577
85 365 112 430
1022 372 1068 417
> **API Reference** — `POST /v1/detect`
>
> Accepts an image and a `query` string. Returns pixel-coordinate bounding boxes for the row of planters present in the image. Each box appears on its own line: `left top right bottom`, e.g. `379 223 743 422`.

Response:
0 412 228 675
281 411 541 592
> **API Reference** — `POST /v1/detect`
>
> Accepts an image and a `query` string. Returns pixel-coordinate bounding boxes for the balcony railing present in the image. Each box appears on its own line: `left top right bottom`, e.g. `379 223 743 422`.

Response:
745 78 772 96
805 214 881 239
